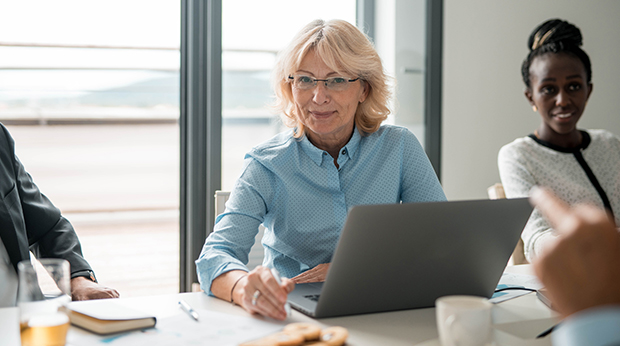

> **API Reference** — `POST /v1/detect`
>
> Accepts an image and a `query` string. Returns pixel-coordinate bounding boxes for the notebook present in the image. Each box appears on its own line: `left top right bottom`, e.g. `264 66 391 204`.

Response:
69 300 156 335
288 198 533 318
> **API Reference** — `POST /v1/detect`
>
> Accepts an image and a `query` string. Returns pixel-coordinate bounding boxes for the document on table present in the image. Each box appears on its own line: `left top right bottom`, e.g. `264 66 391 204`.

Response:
491 272 543 304
68 308 285 346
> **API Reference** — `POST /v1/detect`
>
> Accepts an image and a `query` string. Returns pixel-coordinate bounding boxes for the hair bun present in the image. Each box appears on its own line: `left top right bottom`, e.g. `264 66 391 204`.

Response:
528 18 583 51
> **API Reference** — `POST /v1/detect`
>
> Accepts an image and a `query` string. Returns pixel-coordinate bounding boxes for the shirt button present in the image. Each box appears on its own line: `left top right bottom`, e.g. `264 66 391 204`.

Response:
341 149 346 155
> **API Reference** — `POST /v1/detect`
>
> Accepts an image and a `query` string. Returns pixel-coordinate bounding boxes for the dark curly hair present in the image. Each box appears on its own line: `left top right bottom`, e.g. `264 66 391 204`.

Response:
521 19 592 89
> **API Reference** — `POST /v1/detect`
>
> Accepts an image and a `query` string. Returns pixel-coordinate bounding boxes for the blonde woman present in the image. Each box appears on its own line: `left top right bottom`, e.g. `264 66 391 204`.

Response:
196 19 445 320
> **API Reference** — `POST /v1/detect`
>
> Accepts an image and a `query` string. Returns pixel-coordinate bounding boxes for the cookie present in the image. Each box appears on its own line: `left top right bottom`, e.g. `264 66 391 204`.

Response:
264 331 305 346
239 337 279 346
320 326 348 346
283 323 321 341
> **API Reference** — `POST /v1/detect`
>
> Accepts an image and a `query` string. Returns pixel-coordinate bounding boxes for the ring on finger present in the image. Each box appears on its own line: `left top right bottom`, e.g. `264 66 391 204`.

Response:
251 290 261 306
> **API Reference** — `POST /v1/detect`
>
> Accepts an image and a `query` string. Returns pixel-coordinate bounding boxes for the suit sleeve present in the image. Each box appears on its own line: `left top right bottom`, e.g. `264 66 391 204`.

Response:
2 125 92 275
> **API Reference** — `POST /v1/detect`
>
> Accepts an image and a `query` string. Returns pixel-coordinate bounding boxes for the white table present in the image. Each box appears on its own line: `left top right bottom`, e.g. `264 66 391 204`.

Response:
1 265 559 346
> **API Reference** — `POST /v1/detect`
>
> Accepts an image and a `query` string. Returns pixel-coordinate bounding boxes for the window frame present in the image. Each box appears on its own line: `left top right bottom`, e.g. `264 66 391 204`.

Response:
179 0 222 292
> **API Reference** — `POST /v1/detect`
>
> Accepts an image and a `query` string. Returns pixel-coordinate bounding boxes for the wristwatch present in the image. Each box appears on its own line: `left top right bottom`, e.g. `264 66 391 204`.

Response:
71 270 97 283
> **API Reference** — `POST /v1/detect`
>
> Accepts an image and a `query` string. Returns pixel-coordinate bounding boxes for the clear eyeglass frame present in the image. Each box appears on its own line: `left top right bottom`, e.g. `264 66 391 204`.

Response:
288 74 360 91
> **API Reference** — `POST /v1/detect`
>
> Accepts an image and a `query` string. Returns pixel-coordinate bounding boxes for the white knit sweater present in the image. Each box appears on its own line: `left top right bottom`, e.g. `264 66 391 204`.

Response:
498 129 620 261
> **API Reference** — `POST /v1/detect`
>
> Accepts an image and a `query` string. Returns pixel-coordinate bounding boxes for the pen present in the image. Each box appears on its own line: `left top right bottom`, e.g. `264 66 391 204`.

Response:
270 268 291 318
179 299 200 321
536 323 559 338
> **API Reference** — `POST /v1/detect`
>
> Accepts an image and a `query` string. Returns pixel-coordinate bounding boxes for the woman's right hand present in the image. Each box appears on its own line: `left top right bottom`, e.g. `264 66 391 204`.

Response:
231 266 294 320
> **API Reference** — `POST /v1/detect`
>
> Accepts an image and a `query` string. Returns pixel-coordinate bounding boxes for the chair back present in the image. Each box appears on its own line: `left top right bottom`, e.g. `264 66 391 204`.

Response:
214 191 265 270
214 190 230 216
487 184 529 265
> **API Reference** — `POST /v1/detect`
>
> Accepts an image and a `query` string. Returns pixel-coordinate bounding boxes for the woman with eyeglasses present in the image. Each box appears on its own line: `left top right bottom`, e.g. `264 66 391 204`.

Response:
196 19 445 320
498 18 620 262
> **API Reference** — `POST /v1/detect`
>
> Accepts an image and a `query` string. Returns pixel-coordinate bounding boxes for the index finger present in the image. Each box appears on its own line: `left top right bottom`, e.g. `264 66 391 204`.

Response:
260 269 288 305
529 186 572 231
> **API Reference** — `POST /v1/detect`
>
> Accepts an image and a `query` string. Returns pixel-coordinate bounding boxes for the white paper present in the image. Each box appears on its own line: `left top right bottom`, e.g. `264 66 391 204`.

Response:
491 272 543 304
68 308 285 346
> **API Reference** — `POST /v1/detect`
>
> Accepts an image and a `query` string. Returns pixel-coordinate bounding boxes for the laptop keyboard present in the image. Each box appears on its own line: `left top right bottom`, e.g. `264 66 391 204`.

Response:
304 294 320 302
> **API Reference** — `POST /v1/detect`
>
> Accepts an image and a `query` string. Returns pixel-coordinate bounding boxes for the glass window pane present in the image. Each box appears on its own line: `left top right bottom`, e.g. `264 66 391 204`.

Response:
377 0 427 147
0 0 180 297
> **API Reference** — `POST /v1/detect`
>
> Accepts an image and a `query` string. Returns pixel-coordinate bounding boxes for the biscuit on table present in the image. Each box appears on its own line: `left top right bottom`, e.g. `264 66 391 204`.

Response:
239 339 278 346
240 324 348 346
240 331 304 346
320 326 348 346
283 323 322 341
264 331 305 346
302 341 330 346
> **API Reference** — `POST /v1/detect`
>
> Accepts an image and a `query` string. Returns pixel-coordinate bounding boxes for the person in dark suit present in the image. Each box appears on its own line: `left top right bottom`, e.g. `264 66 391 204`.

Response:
0 123 119 301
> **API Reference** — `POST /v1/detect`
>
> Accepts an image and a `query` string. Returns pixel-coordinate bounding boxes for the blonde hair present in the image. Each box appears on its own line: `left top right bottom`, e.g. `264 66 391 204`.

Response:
272 19 391 137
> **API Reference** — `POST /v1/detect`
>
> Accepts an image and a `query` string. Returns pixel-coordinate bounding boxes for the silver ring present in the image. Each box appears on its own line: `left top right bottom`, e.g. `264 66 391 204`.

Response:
251 290 261 306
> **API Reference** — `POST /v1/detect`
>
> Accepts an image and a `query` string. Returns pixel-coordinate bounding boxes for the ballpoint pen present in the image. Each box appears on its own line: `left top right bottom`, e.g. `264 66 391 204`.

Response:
271 268 291 318
536 323 559 338
179 299 200 321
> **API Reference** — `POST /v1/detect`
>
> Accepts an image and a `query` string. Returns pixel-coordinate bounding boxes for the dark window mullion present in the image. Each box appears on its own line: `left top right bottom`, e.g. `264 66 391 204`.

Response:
179 0 222 293
425 0 443 180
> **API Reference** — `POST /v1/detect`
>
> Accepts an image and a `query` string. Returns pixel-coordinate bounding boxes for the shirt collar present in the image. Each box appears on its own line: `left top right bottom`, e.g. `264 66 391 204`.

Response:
527 130 591 153
298 126 362 167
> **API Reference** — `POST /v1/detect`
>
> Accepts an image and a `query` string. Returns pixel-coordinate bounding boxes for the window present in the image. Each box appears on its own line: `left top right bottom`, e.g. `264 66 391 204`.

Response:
0 0 181 297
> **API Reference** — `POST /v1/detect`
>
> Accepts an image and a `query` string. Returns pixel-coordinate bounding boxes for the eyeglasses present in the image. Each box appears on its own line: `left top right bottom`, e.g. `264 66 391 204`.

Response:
288 74 360 91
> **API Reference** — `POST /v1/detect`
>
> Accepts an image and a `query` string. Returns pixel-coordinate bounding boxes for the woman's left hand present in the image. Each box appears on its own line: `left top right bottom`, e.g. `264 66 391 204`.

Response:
291 263 330 284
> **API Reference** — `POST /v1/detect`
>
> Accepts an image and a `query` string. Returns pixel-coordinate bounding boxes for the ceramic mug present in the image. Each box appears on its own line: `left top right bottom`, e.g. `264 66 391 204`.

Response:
436 295 493 346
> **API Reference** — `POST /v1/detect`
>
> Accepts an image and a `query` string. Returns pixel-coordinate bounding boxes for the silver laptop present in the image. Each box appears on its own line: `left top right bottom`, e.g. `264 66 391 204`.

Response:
288 198 533 318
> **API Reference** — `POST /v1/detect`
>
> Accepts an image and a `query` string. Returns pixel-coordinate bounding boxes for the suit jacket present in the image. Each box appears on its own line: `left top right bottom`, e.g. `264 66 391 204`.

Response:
0 123 92 276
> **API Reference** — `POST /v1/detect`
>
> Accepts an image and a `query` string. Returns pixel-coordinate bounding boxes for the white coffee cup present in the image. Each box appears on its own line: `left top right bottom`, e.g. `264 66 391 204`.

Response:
436 295 493 346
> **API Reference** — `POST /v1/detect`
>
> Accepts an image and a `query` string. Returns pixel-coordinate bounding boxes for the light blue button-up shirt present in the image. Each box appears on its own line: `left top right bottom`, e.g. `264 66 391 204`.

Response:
196 124 446 294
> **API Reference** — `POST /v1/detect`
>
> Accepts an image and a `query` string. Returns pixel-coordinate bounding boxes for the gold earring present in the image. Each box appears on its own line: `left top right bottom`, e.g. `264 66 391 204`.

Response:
532 105 538 112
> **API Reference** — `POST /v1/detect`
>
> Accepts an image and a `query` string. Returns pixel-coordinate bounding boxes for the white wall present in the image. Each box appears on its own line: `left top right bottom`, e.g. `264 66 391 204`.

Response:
442 0 620 200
